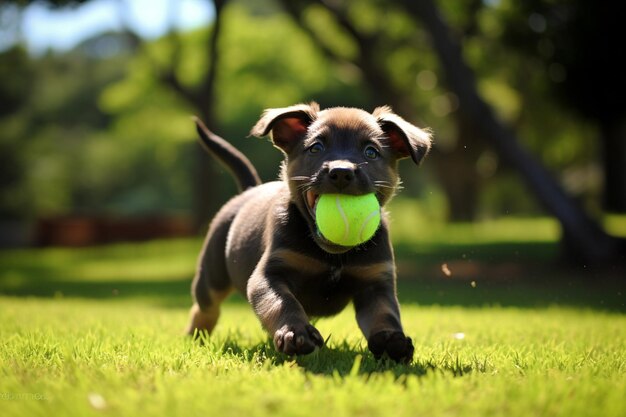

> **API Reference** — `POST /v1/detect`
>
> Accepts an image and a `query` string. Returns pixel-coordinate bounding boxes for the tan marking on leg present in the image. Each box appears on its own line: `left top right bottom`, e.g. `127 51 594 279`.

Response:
345 261 395 281
270 248 327 274
185 288 233 336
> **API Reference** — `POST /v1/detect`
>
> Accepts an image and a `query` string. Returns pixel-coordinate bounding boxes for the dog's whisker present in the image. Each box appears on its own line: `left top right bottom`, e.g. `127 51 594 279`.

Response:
290 176 312 181
296 183 314 192
373 181 395 189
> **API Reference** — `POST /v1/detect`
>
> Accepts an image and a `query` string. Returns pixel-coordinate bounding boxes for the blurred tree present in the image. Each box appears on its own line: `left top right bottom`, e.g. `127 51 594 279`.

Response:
401 0 624 263
115 0 227 231
3 0 624 263
499 0 626 214
2 0 225 230
275 0 624 263
0 46 33 220
0 36 165 218
101 1 362 223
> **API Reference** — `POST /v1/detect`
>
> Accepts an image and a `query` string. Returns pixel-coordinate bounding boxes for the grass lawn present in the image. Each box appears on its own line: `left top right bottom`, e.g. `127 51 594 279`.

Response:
1 214 625 417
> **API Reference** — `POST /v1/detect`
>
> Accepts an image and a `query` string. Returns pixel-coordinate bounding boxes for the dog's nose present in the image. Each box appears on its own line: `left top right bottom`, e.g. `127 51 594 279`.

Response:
328 164 356 190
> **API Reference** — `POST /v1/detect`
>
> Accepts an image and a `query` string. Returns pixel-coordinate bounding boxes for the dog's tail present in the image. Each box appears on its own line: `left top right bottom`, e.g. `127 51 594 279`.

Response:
193 117 262 192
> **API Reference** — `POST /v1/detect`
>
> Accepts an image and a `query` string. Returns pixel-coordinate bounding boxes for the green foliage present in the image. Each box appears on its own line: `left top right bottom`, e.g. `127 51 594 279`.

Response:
98 3 376 195
0 46 125 218
473 0 603 169
0 0 614 221
217 5 329 115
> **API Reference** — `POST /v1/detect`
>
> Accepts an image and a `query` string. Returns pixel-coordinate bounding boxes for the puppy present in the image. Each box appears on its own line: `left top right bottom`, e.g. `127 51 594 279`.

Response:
187 103 431 363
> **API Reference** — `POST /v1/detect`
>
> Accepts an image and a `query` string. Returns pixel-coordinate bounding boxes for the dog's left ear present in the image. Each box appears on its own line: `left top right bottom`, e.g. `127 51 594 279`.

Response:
373 106 432 165
250 102 319 154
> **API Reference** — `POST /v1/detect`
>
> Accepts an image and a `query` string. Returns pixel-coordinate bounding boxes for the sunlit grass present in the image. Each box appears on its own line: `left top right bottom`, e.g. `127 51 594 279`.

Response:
1 216 625 417
0 239 199 283
1 297 624 417
388 198 626 244
387 198 561 245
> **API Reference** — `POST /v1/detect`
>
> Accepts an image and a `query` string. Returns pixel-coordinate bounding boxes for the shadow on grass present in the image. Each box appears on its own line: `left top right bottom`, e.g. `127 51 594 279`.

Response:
394 241 559 264
2 270 623 312
1 240 623 312
212 337 482 379
394 240 625 312
1 276 623 313
0 277 192 307
397 279 625 312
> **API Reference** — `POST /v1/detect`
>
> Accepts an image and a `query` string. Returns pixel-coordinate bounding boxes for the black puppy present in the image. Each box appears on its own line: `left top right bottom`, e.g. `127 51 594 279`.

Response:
187 103 431 363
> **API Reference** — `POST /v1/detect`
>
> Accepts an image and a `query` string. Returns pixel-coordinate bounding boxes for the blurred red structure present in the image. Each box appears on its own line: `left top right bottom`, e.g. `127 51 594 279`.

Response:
35 215 195 247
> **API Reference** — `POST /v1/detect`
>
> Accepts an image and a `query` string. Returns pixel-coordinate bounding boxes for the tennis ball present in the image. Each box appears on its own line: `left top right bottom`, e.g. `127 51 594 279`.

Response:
315 193 381 246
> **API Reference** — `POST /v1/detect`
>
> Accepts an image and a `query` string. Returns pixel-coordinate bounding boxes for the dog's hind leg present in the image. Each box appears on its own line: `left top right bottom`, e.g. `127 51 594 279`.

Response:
186 213 234 337
187 289 231 336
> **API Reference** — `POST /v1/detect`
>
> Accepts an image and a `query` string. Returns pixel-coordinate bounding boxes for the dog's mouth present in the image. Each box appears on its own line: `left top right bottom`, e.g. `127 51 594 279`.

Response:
303 189 379 254
299 180 385 254
305 190 320 218
303 189 350 253
304 189 383 215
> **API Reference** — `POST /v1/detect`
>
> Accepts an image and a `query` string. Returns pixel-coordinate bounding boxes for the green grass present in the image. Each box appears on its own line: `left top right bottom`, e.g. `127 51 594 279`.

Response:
1 215 625 417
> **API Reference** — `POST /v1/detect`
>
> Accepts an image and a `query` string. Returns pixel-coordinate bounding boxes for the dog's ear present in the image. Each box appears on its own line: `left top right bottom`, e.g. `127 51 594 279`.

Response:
250 102 319 153
373 106 432 165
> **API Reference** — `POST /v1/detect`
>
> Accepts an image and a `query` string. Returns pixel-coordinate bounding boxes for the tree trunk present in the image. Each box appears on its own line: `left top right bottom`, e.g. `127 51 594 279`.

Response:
434 114 486 221
121 0 228 233
191 0 227 232
602 117 626 213
401 0 624 264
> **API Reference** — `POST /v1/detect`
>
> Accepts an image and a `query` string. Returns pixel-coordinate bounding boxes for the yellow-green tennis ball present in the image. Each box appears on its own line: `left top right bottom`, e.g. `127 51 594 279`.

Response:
315 193 381 246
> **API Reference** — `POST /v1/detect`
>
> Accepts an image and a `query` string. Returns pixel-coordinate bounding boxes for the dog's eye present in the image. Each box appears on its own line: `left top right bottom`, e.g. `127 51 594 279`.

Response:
364 145 380 160
309 142 325 154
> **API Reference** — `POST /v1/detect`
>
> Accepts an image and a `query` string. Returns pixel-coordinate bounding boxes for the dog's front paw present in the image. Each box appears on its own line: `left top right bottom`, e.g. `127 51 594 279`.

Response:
273 323 324 356
368 330 414 364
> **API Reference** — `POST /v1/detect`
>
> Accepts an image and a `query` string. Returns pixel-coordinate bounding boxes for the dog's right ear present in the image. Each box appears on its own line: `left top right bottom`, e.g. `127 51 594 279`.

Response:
250 102 319 154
